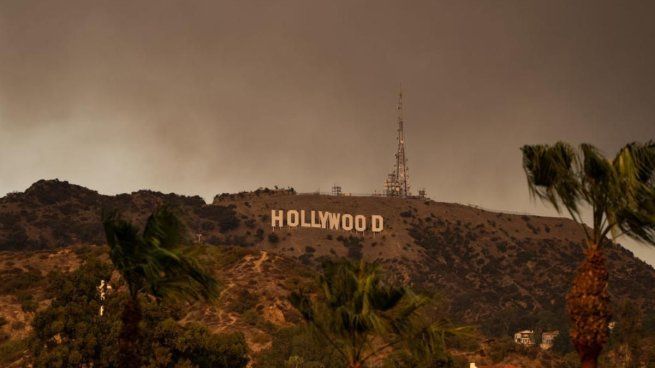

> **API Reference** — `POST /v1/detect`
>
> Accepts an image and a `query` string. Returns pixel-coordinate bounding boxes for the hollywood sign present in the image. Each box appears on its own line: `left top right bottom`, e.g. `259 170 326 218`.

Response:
271 210 384 232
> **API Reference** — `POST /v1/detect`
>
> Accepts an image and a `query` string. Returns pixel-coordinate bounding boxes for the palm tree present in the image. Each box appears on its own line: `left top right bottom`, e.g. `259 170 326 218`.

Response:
521 141 655 368
102 206 219 368
290 260 457 368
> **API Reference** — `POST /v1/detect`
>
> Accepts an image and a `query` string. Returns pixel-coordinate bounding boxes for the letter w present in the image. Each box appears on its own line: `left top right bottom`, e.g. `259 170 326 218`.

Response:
328 213 341 230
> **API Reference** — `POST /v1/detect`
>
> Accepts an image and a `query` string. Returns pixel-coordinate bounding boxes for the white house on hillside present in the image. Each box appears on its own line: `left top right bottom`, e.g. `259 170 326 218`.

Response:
540 330 560 350
513 329 561 350
513 330 535 346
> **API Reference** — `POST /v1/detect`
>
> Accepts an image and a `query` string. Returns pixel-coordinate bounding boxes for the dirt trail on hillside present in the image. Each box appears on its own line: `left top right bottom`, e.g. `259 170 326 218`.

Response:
207 250 271 333
253 251 268 273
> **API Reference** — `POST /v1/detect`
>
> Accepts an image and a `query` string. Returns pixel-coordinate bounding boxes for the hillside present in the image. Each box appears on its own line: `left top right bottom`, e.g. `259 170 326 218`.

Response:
1 179 655 365
214 186 655 318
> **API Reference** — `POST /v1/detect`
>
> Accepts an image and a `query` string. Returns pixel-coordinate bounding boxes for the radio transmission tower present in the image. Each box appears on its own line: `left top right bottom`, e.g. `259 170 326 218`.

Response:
384 89 410 197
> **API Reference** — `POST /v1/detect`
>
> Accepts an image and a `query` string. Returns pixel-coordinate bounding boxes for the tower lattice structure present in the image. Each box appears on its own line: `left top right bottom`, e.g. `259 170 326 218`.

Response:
384 89 410 197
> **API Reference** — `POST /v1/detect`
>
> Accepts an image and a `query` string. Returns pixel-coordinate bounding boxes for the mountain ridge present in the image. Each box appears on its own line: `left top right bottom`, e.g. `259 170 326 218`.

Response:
1 179 654 325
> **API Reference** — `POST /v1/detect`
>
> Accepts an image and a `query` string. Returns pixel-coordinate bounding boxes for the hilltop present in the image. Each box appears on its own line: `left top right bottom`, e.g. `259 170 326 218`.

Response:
1 179 654 365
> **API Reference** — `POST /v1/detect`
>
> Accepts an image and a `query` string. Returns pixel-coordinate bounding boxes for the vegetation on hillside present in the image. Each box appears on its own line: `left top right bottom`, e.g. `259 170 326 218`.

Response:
0 179 244 250
28 258 248 368
1 178 655 366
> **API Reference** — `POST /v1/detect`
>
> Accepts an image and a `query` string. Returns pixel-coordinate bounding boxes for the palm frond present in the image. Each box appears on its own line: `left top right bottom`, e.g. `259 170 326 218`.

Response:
522 141 655 247
615 141 655 185
143 205 188 249
521 142 581 215
290 259 442 366
610 142 655 245
102 206 219 302
144 246 219 301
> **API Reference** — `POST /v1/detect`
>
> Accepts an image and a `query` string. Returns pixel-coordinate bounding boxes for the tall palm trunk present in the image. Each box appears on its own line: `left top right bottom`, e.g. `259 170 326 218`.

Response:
566 244 611 368
118 295 143 368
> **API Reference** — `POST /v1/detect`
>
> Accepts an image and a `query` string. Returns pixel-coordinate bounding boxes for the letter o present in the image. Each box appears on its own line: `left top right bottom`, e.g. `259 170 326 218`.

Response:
287 210 300 227
342 214 354 231
354 215 366 232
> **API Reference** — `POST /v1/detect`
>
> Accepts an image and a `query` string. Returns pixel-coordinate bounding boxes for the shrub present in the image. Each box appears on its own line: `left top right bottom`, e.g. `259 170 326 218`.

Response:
338 236 363 260
268 233 280 244
17 293 38 313
0 338 28 366
255 326 344 368
0 227 34 250
148 320 249 368
195 205 240 232
299 253 313 265
551 331 574 354
0 267 44 295
256 228 265 241
488 336 518 363
229 289 259 314
201 221 215 231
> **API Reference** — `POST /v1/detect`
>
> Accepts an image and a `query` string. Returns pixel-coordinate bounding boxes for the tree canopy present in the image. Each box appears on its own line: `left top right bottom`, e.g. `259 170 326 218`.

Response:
521 141 655 247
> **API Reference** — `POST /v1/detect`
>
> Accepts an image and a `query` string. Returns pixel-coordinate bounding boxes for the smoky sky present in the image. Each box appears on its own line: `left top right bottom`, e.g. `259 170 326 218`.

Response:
1 0 655 264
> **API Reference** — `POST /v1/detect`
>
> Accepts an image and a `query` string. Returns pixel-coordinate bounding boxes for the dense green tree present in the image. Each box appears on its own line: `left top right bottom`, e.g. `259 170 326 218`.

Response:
383 324 458 368
600 300 650 367
142 316 249 368
102 206 219 368
29 258 248 368
551 326 575 355
290 260 463 368
487 336 519 364
521 141 655 368
256 326 344 368
29 259 120 367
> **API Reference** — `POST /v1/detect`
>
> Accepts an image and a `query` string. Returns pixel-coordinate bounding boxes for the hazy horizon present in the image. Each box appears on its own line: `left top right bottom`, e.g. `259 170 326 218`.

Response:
1 0 654 265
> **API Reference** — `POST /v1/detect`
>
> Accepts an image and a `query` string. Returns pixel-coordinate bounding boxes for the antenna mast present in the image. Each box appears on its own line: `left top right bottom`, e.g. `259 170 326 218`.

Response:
384 88 410 197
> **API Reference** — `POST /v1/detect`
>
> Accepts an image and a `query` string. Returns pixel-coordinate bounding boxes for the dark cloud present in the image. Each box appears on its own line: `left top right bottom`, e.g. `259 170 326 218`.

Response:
1 0 654 263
